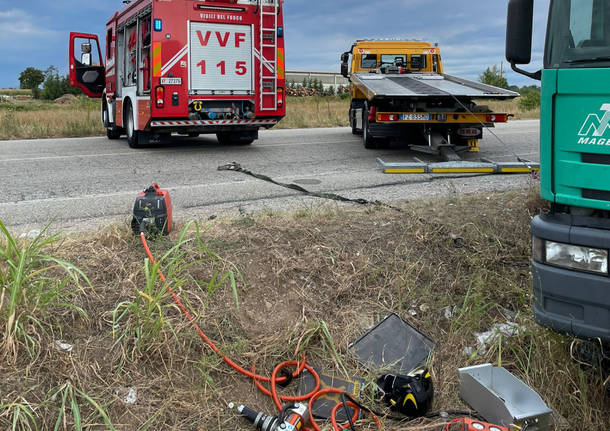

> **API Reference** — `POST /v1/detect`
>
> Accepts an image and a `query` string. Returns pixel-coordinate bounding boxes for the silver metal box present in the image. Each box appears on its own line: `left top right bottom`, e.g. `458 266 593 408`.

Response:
459 364 553 430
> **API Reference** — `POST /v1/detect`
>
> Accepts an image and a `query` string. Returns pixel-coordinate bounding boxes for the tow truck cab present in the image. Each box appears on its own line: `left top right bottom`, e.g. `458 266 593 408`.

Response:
507 0 610 342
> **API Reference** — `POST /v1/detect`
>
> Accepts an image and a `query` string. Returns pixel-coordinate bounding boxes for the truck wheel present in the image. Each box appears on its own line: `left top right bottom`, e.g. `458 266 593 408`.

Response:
216 131 255 146
102 100 122 140
363 104 390 149
350 101 363 135
363 105 378 149
125 102 148 148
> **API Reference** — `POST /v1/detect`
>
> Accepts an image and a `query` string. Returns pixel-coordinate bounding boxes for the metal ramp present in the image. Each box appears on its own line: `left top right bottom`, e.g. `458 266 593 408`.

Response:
377 158 540 174
259 0 278 111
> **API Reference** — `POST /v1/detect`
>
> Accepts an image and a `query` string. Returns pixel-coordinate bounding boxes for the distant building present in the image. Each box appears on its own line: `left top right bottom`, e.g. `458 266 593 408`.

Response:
286 70 349 89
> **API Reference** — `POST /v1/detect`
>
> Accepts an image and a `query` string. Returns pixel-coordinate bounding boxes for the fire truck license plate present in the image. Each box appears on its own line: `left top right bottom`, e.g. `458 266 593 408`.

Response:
400 114 431 121
160 78 182 85
189 22 253 92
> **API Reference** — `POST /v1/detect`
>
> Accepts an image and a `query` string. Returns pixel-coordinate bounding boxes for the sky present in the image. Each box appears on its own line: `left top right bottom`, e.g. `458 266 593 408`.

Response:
0 0 550 89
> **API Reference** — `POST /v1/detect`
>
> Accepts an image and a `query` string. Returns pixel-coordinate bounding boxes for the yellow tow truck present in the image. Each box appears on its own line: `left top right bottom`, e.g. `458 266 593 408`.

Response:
341 40 519 161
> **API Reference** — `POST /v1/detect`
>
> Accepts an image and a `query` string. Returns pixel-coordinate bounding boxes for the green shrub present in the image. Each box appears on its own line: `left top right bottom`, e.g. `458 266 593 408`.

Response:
518 90 541 111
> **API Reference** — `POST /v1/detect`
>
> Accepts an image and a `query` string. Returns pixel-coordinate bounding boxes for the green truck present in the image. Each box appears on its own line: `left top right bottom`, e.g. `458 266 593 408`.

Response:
506 0 610 343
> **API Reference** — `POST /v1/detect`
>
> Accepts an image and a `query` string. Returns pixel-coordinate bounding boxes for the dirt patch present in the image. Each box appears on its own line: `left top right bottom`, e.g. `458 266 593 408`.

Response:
54 94 79 105
0 190 607 430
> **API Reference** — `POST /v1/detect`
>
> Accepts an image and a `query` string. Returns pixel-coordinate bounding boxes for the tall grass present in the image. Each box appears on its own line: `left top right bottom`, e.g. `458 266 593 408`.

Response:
277 96 350 129
0 89 32 97
0 98 104 140
0 220 89 363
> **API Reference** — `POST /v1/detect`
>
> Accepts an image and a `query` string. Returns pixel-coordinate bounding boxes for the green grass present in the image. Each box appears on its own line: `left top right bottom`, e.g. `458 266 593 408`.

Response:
49 382 115 431
0 220 89 363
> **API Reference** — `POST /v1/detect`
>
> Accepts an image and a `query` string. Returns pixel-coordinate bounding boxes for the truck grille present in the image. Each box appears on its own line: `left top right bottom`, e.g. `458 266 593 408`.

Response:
582 189 610 202
582 153 610 165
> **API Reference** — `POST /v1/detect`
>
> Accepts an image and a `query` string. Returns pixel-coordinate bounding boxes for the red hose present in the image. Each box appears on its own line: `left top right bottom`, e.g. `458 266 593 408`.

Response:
140 233 381 431
446 418 464 431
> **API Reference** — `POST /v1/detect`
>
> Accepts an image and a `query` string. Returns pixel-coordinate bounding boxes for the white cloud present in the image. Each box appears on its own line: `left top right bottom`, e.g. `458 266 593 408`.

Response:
0 8 60 43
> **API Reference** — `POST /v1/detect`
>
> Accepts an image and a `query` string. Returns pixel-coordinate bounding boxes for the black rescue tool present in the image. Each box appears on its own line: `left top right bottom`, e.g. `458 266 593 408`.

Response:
131 183 173 236
377 368 434 417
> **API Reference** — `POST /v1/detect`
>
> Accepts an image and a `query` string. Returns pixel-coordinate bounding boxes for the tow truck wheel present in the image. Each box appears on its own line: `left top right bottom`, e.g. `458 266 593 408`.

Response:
363 104 390 149
363 104 379 149
125 102 148 148
350 101 363 135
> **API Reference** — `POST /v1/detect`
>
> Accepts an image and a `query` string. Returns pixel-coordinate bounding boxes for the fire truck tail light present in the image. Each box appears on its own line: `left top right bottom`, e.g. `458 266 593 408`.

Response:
277 88 284 108
486 114 508 123
155 86 165 108
154 19 162 32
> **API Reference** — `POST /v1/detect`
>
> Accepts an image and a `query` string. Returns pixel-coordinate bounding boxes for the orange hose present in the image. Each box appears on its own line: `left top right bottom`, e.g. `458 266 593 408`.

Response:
140 232 381 431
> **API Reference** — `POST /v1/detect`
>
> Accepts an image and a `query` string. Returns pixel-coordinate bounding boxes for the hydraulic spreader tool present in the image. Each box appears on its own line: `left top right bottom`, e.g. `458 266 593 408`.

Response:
231 402 309 431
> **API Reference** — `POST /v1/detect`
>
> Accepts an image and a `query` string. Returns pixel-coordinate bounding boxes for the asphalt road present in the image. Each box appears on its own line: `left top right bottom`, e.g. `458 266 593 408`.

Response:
0 121 540 232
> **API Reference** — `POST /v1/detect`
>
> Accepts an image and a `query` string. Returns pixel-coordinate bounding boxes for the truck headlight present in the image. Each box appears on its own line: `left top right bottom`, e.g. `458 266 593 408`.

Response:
538 238 608 274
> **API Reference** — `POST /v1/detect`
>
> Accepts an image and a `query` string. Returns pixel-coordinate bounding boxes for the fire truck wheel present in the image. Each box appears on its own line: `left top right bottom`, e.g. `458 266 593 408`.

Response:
125 102 147 148
216 132 254 146
102 100 122 140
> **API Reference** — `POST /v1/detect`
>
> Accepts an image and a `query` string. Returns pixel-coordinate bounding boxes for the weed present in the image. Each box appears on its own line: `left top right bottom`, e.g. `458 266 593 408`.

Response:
0 401 38 431
0 220 89 363
48 382 115 431
112 257 174 357
297 320 348 377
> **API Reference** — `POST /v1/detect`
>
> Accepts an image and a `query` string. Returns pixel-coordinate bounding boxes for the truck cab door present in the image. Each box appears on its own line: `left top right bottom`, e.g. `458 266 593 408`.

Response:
69 32 105 98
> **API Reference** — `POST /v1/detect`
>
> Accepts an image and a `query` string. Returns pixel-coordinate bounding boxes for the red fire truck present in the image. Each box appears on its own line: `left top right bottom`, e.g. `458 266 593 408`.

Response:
69 0 286 148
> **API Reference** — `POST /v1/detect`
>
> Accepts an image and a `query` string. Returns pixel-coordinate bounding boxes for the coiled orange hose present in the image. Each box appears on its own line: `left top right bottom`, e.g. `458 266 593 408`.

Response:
140 232 381 431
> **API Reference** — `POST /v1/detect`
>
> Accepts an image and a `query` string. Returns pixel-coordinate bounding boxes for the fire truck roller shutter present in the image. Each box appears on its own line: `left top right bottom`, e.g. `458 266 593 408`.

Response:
189 22 253 93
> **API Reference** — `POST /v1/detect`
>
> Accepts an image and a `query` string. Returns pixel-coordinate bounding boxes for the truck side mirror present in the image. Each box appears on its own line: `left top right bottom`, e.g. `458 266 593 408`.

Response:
506 0 533 64
506 0 541 80
340 52 350 78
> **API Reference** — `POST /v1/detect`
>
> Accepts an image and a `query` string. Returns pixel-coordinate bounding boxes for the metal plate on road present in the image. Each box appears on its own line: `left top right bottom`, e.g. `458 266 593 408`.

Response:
160 77 182 85
400 113 431 121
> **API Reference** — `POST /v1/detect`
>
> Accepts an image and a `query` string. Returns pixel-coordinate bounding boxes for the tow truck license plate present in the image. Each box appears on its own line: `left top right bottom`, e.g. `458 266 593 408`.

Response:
400 114 431 121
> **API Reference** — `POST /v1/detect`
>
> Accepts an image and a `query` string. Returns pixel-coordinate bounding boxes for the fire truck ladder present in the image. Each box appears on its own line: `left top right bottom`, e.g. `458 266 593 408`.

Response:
259 0 278 111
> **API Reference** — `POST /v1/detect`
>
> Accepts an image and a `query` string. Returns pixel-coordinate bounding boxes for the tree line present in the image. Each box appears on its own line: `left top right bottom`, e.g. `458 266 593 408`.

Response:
479 64 540 110
18 66 81 100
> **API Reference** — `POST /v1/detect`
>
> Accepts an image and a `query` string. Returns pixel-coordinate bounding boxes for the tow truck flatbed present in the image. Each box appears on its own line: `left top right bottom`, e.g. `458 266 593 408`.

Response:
352 73 519 100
